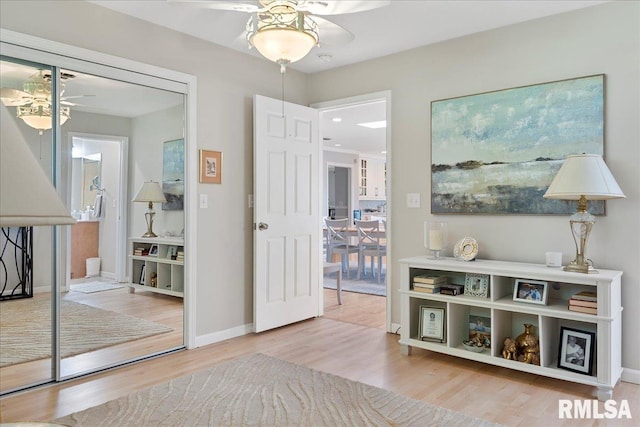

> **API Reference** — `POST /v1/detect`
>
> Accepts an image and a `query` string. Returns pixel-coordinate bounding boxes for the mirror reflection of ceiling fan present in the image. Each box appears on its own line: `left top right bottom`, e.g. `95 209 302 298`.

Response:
0 70 93 134
170 0 390 72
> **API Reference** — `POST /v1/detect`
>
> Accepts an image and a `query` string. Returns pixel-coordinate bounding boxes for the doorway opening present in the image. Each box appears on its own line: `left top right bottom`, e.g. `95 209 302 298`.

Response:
66 134 128 290
314 91 391 331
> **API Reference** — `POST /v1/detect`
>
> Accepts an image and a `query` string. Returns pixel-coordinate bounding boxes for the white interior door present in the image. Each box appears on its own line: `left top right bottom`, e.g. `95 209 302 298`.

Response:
253 95 320 333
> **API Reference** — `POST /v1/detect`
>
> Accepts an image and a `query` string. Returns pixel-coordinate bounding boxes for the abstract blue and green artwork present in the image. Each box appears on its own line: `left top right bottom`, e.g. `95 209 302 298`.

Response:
162 138 184 211
431 75 604 215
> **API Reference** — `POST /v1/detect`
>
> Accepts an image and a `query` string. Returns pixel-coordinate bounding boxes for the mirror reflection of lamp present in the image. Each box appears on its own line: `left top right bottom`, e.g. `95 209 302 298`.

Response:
132 181 167 238
0 104 75 227
543 153 625 273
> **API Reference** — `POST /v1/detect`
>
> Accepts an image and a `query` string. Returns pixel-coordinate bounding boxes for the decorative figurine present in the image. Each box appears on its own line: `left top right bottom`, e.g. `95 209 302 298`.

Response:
515 323 540 365
150 272 158 288
502 337 518 360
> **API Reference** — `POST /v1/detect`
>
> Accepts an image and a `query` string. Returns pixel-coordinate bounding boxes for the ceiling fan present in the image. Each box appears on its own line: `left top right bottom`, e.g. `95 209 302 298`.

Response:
0 70 92 133
170 0 390 72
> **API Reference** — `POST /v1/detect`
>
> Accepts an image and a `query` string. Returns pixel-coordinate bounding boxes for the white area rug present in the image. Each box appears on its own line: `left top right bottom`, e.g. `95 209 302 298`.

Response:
54 353 502 427
70 281 124 293
0 298 172 367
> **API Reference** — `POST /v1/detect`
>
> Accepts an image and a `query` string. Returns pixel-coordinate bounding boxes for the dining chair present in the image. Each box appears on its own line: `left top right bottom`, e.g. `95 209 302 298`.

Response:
325 218 359 278
355 219 387 283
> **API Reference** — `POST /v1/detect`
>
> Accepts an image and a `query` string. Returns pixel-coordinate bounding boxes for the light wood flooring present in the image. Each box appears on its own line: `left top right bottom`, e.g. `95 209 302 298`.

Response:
1 289 639 426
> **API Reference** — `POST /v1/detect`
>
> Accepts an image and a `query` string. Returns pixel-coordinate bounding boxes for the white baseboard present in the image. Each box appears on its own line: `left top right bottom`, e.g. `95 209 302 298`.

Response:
194 323 253 348
622 367 640 384
101 271 116 280
390 322 401 335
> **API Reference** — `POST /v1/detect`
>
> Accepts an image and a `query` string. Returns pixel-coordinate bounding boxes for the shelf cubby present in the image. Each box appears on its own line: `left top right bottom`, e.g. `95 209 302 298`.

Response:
128 237 184 298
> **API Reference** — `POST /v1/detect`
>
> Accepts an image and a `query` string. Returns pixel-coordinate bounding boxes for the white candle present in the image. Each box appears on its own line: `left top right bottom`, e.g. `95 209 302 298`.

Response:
429 229 443 250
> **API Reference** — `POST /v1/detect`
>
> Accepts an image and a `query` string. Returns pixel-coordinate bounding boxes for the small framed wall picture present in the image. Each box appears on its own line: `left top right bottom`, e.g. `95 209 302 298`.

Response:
464 273 489 298
419 306 446 342
558 327 595 375
199 149 222 184
513 279 548 305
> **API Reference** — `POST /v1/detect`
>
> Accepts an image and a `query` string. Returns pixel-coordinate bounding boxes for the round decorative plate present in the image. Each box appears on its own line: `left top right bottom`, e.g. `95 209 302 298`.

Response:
454 237 478 261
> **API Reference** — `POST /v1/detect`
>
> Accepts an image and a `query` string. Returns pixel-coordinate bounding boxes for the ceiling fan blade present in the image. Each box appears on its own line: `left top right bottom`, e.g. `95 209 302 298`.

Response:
167 0 260 13
312 16 354 47
61 94 96 100
0 88 33 106
300 0 390 15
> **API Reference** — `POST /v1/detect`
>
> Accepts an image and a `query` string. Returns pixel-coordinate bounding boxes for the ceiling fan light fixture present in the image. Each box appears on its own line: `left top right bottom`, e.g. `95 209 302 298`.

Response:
247 4 319 72
17 104 70 133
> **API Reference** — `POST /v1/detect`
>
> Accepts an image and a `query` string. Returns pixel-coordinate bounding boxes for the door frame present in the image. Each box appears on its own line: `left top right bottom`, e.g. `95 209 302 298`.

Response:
63 133 129 290
312 90 392 332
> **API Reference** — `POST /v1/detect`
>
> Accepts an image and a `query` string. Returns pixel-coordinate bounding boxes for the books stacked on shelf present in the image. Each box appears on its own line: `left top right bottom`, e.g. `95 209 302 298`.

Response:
133 247 149 256
439 284 464 296
568 291 597 315
176 250 184 263
413 274 448 294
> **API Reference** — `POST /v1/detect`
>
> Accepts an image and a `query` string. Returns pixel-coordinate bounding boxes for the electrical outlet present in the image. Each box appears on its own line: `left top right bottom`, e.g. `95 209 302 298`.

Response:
199 194 208 209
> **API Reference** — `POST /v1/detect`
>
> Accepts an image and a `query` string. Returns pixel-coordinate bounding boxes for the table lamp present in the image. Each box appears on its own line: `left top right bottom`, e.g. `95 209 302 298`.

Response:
132 181 167 238
543 153 625 273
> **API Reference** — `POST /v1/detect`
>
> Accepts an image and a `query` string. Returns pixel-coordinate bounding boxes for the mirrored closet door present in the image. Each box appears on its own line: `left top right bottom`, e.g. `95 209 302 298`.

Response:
0 53 187 394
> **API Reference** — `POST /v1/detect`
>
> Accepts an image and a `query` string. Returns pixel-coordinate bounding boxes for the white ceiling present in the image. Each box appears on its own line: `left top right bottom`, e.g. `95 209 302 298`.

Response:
3 1 607 155
90 0 606 74
86 0 606 155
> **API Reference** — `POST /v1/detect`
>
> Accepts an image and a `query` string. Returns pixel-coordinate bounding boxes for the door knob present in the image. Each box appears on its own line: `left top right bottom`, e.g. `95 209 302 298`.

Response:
258 222 269 231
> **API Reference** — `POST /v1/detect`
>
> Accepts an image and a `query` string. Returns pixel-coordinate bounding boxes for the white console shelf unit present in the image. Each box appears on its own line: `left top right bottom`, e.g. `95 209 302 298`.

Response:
399 256 623 401
128 237 184 297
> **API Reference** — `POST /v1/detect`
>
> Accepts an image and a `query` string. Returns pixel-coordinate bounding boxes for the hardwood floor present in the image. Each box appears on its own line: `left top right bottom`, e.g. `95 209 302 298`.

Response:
1 289 638 426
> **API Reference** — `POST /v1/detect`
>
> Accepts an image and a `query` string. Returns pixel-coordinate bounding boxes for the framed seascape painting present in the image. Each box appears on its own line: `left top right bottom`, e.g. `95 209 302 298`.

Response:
162 138 184 211
431 75 605 215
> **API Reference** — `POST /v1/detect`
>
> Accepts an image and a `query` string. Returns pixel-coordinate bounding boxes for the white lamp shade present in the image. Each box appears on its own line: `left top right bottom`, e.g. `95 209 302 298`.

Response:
544 153 625 201
251 28 317 64
132 181 167 203
0 104 75 226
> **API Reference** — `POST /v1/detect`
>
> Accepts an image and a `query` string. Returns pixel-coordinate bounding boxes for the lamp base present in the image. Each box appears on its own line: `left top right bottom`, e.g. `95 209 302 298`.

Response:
563 261 599 274
141 231 158 238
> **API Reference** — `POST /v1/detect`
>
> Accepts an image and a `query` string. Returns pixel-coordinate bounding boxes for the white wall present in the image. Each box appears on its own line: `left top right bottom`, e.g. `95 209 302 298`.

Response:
2 1 637 375
308 1 640 372
129 105 185 241
0 0 309 337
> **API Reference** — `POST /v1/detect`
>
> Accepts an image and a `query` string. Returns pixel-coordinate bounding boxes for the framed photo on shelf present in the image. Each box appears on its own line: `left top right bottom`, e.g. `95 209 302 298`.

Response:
468 314 491 348
464 273 489 298
167 246 178 260
558 327 595 375
149 244 159 257
513 279 548 305
419 306 446 342
199 149 222 184
139 265 146 285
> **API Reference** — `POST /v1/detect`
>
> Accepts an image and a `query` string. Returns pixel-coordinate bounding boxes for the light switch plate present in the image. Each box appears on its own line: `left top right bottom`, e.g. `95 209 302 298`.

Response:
407 193 421 208
199 194 208 209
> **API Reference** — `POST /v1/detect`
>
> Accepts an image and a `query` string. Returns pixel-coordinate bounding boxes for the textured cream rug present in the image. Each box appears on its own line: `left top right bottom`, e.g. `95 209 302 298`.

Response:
54 353 501 427
0 298 172 367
